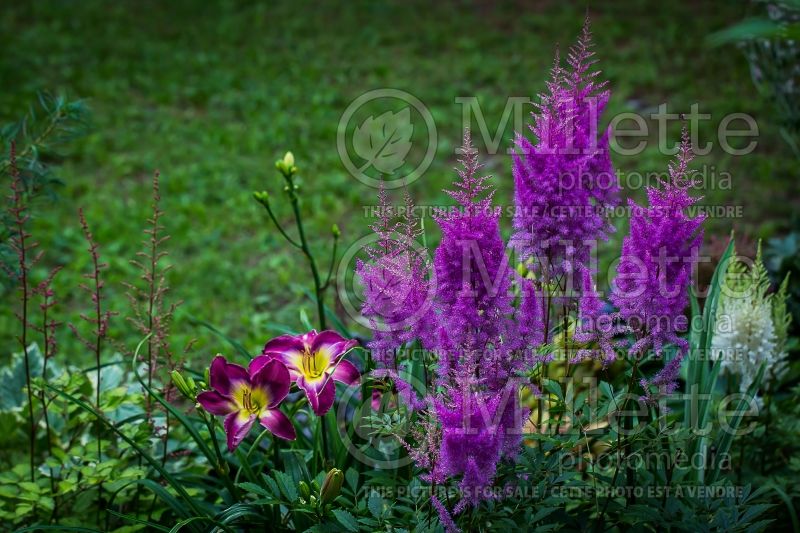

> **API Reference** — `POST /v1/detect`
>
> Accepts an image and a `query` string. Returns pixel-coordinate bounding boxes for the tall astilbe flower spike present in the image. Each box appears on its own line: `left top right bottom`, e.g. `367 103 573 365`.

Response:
610 128 704 402
124 171 183 424
356 182 432 365
429 129 516 386
4 141 40 481
511 17 618 279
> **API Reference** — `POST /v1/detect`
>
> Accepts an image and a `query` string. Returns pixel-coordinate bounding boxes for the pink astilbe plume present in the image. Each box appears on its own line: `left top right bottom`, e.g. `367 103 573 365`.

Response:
356 182 432 366
611 128 704 402
511 17 619 280
429 129 516 387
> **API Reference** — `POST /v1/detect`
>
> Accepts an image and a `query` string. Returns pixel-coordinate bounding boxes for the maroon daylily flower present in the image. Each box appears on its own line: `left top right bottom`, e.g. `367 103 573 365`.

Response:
197 355 296 451
256 330 359 416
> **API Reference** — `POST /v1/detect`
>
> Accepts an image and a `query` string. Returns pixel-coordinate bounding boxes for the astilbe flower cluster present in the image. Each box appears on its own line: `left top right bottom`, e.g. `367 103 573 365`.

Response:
358 131 526 522
612 129 704 399
511 18 619 280
356 183 433 366
711 248 790 394
428 129 517 387
356 19 706 528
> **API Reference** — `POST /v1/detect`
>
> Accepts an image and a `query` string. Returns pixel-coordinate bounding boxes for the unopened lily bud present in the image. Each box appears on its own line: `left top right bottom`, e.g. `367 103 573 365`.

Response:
171 371 194 400
332 224 341 238
320 468 344 504
253 190 269 204
275 151 298 177
298 480 311 500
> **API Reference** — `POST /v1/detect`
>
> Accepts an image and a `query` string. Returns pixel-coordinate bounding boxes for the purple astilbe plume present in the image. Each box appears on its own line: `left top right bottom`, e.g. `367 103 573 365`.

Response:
511 18 619 280
571 266 629 366
517 277 545 363
430 384 525 514
431 495 459 533
611 128 704 401
430 129 515 386
356 183 432 366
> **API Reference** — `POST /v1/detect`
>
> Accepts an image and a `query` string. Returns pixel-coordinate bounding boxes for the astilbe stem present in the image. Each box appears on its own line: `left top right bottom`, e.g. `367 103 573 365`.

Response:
122 171 186 520
33 266 62 521
124 171 181 421
70 207 115 522
4 141 41 482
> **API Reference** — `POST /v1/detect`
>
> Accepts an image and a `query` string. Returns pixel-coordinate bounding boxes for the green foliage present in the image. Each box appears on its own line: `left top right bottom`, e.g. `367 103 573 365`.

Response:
0 2 798 531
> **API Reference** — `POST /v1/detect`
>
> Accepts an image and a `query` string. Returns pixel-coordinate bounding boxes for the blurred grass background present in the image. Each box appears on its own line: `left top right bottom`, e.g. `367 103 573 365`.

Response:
1 0 797 362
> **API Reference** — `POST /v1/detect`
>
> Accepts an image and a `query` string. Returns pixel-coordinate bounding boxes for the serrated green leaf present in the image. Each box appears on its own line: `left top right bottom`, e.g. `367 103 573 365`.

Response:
332 509 359 532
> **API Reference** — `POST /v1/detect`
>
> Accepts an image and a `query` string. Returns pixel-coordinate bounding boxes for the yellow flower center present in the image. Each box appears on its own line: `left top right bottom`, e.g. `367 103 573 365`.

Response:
233 384 268 415
300 348 330 380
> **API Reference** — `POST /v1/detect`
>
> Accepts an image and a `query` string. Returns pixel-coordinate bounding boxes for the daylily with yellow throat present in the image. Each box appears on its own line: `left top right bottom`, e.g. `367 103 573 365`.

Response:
197 355 296 451
257 330 360 415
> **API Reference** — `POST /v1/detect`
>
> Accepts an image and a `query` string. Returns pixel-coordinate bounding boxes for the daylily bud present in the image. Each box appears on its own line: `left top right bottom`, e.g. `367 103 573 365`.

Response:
170 371 195 400
298 480 311 500
253 190 269 204
275 151 298 177
320 468 344 505
332 224 341 238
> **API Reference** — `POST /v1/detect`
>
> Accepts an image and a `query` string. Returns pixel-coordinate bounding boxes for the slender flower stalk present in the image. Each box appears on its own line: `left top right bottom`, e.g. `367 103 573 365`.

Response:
5 141 39 481
254 152 340 331
70 207 116 520
33 266 61 518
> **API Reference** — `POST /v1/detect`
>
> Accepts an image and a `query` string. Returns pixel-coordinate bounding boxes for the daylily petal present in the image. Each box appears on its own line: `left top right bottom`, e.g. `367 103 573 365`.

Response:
224 411 256 452
261 334 305 357
299 375 336 416
248 354 271 376
197 390 237 416
259 408 296 441
266 350 304 379
251 358 291 408
310 330 357 358
210 355 249 396
330 359 360 386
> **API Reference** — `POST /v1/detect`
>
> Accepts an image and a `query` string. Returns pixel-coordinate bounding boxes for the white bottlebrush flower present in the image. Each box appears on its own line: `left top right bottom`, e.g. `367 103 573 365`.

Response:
711 244 790 394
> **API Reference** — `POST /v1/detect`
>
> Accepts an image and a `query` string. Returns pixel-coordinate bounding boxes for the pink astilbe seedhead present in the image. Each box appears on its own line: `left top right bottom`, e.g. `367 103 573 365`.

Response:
511 17 619 279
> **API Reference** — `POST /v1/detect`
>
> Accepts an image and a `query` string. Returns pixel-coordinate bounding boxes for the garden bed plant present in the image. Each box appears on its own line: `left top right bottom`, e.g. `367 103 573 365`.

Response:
1 18 798 533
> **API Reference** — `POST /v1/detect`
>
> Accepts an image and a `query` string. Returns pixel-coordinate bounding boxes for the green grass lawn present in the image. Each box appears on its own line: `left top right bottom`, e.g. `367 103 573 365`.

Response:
1 0 797 363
